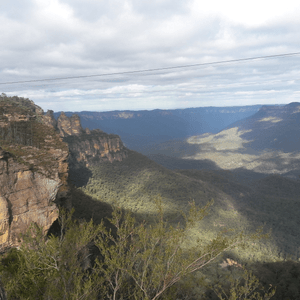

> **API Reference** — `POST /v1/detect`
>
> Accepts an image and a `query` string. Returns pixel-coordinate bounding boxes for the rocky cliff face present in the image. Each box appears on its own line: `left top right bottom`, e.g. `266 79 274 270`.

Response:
48 112 128 187
56 112 128 167
64 130 128 167
0 96 69 248
0 150 61 246
0 95 128 247
57 112 84 137
42 109 58 129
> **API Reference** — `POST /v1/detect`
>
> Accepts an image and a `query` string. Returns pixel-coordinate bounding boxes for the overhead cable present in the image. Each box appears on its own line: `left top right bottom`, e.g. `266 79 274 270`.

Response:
1 51 300 86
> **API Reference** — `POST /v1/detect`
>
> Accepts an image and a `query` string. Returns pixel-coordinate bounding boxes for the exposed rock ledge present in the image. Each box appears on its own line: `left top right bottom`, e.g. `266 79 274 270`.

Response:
64 130 128 167
0 149 63 247
52 111 128 167
0 96 128 248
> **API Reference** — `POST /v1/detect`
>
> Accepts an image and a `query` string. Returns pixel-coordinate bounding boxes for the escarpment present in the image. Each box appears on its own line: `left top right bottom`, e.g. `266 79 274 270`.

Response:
0 94 128 247
48 111 128 187
0 95 69 248
56 112 128 167
0 150 63 247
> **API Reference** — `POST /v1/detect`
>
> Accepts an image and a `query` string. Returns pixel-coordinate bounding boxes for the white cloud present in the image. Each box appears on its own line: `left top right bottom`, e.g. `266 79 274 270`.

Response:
1 0 300 111
190 0 300 27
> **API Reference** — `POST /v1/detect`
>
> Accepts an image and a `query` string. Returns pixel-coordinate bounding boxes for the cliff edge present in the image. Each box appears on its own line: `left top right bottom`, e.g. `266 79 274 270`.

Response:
0 94 129 247
56 111 128 167
0 95 68 248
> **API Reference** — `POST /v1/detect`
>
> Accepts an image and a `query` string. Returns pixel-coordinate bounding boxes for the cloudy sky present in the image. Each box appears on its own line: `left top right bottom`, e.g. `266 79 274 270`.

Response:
1 0 300 112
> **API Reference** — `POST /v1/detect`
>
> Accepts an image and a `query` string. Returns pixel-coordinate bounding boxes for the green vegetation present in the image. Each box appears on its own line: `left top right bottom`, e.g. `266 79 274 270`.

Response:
0 94 68 176
177 169 300 260
0 204 274 300
209 266 275 300
0 209 101 300
80 151 215 217
73 149 300 299
80 151 296 262
1 95 299 298
0 93 40 116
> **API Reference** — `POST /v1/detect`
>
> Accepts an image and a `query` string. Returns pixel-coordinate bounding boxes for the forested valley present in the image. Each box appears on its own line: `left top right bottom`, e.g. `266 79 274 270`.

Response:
1 96 300 299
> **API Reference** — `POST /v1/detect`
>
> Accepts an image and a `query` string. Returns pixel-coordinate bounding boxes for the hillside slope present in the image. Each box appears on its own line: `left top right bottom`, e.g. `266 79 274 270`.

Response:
76 149 300 262
225 102 300 152
146 102 300 179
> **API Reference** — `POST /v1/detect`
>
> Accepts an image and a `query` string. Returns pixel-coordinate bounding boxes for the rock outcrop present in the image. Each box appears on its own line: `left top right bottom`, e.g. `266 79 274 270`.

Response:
0 96 69 248
0 95 128 247
57 113 128 167
64 130 128 167
55 112 128 187
57 112 84 137
42 110 58 129
0 150 61 247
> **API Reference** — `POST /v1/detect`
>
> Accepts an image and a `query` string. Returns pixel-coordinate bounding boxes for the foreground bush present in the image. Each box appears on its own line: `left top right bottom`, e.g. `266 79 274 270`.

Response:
0 209 102 300
0 199 274 299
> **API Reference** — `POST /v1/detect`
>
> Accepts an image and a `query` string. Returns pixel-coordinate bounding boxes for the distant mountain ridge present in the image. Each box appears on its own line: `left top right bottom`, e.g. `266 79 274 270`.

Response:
145 102 300 179
54 105 264 151
225 102 300 152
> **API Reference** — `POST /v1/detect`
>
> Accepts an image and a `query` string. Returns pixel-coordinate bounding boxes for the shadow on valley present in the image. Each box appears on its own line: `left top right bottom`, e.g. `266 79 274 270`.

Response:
139 138 202 157
251 260 300 299
66 175 300 300
225 102 300 153
48 187 114 238
146 153 271 183
68 164 93 187
146 153 221 171
67 150 300 266
70 187 113 223
147 130 300 180
203 260 300 300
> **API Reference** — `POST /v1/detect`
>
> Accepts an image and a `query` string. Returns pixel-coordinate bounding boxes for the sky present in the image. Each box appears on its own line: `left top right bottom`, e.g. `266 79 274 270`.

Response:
1 0 300 112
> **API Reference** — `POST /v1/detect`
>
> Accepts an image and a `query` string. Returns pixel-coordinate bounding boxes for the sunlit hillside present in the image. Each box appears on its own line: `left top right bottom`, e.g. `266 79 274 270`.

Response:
76 150 300 264
144 103 300 180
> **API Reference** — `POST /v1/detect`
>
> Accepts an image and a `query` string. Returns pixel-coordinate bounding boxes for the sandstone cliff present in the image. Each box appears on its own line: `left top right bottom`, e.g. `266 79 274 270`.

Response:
57 112 83 137
42 109 58 129
56 112 128 167
0 149 62 246
64 130 128 167
0 95 69 248
48 111 128 187
0 94 128 247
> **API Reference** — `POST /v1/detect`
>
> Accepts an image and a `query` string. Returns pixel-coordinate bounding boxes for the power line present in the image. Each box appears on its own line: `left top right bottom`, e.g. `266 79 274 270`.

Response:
4 72 299 99
1 51 300 86
12 76 297 100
